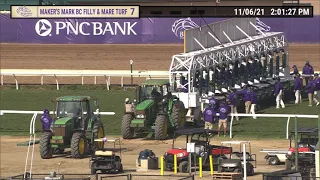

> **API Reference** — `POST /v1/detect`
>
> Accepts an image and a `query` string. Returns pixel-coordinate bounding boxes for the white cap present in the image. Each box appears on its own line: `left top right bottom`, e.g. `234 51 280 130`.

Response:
125 98 129 102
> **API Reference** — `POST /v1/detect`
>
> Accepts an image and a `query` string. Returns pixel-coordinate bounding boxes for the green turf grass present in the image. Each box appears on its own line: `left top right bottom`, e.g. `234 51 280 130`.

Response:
0 85 135 135
0 85 319 138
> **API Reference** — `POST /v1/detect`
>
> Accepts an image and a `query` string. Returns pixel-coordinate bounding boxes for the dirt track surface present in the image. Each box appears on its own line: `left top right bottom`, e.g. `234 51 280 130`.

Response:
0 136 290 179
0 44 319 84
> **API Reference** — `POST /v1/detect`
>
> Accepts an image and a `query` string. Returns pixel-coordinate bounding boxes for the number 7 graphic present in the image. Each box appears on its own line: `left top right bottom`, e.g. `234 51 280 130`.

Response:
130 8 135 15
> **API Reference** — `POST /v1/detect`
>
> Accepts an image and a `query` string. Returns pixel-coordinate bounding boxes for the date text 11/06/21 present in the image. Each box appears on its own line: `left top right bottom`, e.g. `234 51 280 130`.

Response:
233 7 313 17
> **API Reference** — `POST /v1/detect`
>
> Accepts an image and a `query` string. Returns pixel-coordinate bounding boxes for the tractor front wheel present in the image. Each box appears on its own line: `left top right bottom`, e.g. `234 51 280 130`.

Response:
92 121 105 152
122 114 134 139
39 131 53 159
71 132 88 158
172 101 186 130
155 115 168 140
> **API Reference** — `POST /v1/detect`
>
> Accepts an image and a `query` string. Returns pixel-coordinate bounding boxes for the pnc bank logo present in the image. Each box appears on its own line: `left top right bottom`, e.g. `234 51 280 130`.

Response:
35 19 52 37
34 19 137 37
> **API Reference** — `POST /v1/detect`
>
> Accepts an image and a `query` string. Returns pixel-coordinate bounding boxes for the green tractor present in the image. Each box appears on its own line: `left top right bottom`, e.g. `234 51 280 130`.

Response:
121 79 186 140
39 96 105 159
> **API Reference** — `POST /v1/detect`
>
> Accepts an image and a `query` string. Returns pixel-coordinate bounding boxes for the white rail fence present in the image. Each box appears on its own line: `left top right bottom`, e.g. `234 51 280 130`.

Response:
0 110 115 116
0 69 170 90
229 113 320 139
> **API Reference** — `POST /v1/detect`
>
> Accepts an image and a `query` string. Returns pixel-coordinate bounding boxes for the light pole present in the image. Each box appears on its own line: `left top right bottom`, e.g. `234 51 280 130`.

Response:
130 60 133 85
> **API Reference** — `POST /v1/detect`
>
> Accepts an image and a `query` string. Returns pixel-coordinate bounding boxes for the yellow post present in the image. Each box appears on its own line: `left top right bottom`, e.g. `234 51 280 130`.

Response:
209 155 214 175
174 154 177 174
160 156 164 175
199 157 203 177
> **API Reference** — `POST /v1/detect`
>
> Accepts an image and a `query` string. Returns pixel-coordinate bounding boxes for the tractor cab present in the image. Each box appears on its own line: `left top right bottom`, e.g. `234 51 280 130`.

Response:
55 96 100 131
164 128 232 173
137 79 171 103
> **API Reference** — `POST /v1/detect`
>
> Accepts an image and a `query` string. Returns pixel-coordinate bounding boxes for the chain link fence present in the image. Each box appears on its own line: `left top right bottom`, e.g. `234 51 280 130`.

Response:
7 173 96 180
263 169 319 180
263 175 320 180
7 174 194 180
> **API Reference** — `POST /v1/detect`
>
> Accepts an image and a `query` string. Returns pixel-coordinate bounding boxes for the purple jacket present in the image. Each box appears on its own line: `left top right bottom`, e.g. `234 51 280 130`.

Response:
218 105 230 120
315 78 320 90
302 65 314 75
250 91 257 104
203 107 215 122
293 67 299 74
40 114 53 130
274 81 283 95
294 77 303 90
305 80 316 93
227 93 238 106
237 89 251 102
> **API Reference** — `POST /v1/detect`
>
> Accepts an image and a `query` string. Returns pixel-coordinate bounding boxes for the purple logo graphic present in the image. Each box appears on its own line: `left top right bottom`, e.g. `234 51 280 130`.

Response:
16 6 32 17
172 18 199 39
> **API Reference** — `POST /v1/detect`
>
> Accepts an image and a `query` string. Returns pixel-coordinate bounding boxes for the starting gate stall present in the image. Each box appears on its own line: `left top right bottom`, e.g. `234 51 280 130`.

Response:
169 18 293 123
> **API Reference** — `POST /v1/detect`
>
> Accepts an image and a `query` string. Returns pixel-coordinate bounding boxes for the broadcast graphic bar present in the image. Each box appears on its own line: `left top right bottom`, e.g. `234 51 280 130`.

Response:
11 5 313 18
139 6 314 18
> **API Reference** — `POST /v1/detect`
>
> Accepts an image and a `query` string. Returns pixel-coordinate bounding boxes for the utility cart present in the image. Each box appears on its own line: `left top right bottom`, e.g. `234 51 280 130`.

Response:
90 137 123 174
163 128 232 173
218 141 256 176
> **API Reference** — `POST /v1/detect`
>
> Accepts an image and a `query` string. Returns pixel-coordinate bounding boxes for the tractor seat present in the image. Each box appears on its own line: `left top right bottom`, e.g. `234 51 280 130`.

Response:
95 150 114 156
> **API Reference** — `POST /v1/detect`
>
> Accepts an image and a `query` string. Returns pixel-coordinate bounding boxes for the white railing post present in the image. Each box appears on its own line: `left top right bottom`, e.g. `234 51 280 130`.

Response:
286 117 291 139
229 116 234 138
41 76 44 85
54 74 59 90
1 75 4 85
81 76 84 85
13 74 19 90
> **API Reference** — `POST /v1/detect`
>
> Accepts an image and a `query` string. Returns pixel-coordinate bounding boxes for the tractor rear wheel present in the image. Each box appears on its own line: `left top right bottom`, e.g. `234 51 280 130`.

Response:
39 131 53 159
122 114 134 139
92 121 105 152
155 115 168 140
172 101 186 129
71 132 88 158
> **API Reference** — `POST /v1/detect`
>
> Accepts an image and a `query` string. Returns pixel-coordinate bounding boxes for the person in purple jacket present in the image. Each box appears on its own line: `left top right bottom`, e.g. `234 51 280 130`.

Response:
236 84 252 114
302 61 314 85
227 89 239 121
203 103 216 130
294 74 303 104
314 73 320 104
217 100 231 137
305 76 319 106
40 109 53 132
290 65 299 75
249 87 257 119
274 77 285 109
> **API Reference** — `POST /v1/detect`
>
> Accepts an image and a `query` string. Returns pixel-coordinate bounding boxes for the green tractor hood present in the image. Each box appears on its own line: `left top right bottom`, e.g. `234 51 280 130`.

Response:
136 99 154 111
54 117 72 125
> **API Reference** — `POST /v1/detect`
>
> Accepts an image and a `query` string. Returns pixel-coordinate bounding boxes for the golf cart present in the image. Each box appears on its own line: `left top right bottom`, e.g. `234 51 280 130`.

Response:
90 138 123 174
163 128 232 173
218 141 256 176
285 127 318 173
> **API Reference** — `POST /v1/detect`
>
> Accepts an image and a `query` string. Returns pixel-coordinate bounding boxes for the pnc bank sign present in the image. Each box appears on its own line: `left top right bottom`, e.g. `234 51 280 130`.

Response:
34 19 138 37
